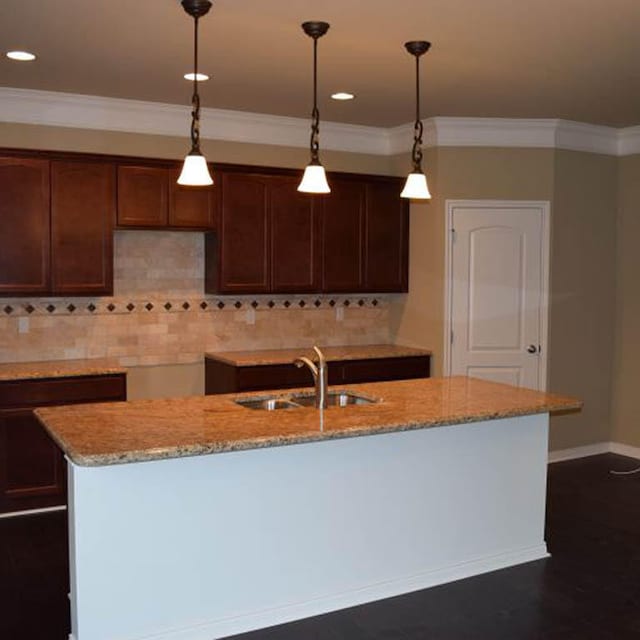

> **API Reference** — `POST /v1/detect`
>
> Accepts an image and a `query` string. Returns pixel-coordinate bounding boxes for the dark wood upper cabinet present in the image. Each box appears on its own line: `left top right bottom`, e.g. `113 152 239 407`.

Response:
0 157 50 295
117 164 215 230
320 179 366 292
215 172 270 293
117 165 168 228
168 169 216 229
364 180 409 292
270 176 319 292
51 161 115 295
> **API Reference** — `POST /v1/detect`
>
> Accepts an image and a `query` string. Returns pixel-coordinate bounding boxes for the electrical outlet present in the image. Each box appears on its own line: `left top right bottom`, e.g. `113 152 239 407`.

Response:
336 306 344 322
18 317 29 334
246 307 256 325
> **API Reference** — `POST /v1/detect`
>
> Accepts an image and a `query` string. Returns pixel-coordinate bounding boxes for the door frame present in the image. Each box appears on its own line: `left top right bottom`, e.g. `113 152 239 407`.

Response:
443 199 551 391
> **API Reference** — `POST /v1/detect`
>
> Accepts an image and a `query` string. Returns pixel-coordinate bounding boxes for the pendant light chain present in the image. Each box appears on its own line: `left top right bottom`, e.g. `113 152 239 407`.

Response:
178 0 213 186
310 36 320 164
190 16 201 154
411 53 424 172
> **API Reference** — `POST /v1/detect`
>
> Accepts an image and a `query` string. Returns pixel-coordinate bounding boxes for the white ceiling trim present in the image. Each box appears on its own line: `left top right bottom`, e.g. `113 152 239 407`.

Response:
1 87 640 157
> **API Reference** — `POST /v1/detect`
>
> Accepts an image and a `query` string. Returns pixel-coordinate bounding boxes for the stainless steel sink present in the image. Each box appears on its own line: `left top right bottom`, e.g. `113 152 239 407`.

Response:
234 390 379 410
234 397 301 411
290 391 379 407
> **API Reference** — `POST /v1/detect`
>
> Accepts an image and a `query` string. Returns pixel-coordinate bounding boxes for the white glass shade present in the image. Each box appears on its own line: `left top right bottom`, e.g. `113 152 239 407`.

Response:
177 153 213 186
297 163 331 194
400 172 431 200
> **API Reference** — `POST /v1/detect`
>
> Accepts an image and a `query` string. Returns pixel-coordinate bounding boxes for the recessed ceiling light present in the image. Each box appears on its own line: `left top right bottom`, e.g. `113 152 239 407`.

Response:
6 50 36 61
331 92 355 101
184 72 209 81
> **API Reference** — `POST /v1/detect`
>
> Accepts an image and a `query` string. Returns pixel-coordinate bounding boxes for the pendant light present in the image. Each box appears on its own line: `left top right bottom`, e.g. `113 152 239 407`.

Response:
177 0 214 186
298 21 331 194
401 41 432 200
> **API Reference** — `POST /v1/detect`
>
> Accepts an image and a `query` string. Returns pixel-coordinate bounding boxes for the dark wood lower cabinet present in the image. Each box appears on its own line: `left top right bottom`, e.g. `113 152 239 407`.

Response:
205 355 430 395
0 373 127 514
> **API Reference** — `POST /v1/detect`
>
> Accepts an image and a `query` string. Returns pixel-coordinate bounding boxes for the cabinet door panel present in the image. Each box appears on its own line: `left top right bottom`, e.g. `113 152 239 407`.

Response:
0 410 65 513
0 157 50 294
169 168 216 229
117 165 168 227
340 356 431 384
364 181 408 292
270 177 319 292
321 180 365 292
51 161 115 295
218 173 270 293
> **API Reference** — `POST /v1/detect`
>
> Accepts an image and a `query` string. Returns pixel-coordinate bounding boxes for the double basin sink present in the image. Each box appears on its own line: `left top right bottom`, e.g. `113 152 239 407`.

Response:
235 390 379 411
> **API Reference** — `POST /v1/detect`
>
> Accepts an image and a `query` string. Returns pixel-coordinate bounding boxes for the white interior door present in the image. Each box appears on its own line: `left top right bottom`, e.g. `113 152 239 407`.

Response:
447 201 549 390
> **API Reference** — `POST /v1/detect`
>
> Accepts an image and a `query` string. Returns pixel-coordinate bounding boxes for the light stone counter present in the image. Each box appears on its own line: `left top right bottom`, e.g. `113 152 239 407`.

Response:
205 343 432 366
36 376 580 467
0 357 127 382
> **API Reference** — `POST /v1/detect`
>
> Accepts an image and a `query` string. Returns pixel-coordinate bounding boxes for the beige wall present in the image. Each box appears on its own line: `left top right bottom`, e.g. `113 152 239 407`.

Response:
548 150 617 450
389 147 619 452
612 155 640 447
390 147 555 375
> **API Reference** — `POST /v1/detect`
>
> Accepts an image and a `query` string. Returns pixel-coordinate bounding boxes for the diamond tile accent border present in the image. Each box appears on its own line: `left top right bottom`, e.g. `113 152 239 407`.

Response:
0 295 388 317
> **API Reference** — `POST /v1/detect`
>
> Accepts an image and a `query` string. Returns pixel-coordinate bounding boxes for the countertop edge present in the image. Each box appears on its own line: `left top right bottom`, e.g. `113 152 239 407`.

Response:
37 399 582 467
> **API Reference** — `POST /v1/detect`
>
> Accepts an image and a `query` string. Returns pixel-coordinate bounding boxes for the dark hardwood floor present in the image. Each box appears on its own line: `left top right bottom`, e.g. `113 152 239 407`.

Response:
1 453 639 639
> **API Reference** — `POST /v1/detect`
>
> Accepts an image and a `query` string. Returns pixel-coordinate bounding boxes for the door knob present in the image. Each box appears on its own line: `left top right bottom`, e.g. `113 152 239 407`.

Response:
527 345 538 354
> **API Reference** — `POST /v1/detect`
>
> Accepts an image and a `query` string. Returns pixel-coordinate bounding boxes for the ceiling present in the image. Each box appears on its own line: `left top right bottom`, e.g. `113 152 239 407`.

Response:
1 0 640 128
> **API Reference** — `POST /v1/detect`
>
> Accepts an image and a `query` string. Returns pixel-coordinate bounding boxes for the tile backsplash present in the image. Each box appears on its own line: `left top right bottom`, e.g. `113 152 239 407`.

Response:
0 231 391 366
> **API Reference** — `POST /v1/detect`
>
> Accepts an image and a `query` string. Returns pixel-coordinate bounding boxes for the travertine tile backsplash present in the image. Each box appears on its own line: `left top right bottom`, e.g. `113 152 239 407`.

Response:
0 232 391 365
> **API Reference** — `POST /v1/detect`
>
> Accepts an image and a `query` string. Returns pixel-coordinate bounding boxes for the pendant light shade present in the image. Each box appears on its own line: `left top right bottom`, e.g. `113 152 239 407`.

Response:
401 172 432 199
298 21 331 194
298 162 331 194
401 40 432 200
177 151 213 186
178 0 213 187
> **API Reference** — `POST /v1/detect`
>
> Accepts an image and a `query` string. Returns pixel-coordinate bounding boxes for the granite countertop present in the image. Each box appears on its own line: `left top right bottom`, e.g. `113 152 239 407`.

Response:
36 376 581 467
205 344 432 367
0 358 127 382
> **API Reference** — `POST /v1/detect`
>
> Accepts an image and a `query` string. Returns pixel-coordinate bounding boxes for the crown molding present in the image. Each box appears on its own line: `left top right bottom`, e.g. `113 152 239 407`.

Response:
2 87 640 157
0 87 391 156
617 126 640 156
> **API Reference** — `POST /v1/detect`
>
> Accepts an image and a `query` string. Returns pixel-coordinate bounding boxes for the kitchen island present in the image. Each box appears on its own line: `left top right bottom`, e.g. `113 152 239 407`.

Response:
36 377 580 640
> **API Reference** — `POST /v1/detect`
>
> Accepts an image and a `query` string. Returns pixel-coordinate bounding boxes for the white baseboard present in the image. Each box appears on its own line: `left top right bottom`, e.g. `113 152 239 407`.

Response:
0 505 66 519
547 442 610 463
131 544 548 640
609 442 640 460
548 441 640 463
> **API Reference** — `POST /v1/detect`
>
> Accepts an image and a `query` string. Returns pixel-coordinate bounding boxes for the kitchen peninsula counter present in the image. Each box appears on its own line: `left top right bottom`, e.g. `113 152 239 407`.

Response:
36 376 580 467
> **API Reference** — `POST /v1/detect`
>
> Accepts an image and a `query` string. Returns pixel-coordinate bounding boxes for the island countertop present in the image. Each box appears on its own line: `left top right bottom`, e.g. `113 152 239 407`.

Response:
205 344 431 367
35 376 581 467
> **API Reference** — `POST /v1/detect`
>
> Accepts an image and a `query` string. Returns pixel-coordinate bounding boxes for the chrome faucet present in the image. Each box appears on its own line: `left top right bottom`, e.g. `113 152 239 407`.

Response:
294 345 328 409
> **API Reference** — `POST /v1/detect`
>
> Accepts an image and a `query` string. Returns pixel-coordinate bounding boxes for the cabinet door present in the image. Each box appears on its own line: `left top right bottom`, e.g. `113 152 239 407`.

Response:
0 409 65 513
217 172 270 293
0 157 50 294
270 176 319 292
320 179 365 292
51 161 115 295
117 165 168 227
364 181 409 292
168 167 216 229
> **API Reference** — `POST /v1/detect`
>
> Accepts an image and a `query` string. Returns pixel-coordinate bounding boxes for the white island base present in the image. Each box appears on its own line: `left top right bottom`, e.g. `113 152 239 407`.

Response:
68 413 549 640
